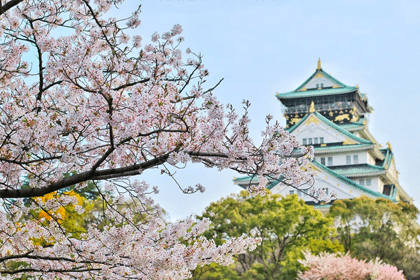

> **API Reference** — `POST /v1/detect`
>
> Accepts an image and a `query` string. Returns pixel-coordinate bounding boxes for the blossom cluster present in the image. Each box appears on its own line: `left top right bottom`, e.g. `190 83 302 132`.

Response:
298 251 406 280
0 182 259 279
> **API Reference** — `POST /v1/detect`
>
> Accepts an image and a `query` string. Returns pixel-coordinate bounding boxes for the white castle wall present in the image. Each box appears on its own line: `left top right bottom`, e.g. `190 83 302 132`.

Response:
314 150 371 166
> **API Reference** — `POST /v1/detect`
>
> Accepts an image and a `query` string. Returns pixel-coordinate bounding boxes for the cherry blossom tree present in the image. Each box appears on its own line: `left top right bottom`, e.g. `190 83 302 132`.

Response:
0 0 314 278
298 251 406 280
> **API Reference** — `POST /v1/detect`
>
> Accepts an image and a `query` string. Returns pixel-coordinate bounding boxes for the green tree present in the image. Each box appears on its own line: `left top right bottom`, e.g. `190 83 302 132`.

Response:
193 191 343 280
329 196 420 280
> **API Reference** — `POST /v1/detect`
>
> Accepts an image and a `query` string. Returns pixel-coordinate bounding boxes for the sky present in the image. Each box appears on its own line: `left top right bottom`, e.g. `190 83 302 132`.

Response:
112 0 420 221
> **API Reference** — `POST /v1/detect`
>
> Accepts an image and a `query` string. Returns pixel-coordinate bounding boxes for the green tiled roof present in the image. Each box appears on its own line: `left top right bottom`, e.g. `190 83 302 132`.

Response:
314 204 333 209
329 164 386 176
312 161 396 201
234 176 257 182
234 161 395 202
234 175 283 190
380 148 393 168
339 123 364 131
276 87 357 99
276 68 357 99
266 180 279 190
339 118 366 131
287 111 372 145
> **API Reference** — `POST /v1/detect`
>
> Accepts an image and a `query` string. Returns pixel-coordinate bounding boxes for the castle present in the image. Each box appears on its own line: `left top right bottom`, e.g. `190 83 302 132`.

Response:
234 59 411 209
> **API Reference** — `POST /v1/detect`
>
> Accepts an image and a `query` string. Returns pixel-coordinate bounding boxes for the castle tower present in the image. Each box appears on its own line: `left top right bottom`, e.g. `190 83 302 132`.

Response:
277 58 371 129
234 60 412 208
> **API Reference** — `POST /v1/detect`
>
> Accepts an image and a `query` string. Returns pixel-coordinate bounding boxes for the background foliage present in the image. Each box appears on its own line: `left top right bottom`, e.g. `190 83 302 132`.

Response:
328 196 420 280
193 191 343 280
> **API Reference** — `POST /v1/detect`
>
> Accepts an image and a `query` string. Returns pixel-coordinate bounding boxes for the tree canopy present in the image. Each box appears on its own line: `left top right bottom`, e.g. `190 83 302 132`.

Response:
194 191 342 280
329 196 420 279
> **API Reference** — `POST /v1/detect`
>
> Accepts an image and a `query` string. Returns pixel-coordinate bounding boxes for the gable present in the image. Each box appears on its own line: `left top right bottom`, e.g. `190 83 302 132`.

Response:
270 164 359 200
293 66 350 92
292 115 347 144
290 113 369 145
299 71 340 90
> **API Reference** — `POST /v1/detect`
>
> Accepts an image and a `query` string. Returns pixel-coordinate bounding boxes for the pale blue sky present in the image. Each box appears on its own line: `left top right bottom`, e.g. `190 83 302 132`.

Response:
114 0 420 220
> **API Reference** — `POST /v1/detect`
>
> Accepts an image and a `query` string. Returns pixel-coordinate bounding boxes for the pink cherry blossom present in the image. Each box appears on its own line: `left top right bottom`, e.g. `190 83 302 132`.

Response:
0 0 314 278
299 251 406 280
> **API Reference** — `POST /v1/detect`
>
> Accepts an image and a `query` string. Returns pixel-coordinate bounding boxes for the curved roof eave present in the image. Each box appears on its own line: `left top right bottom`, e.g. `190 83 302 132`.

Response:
276 87 356 100
312 161 396 201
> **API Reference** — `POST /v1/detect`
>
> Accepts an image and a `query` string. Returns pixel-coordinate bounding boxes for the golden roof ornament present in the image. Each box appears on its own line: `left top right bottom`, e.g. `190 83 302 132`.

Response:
343 138 356 145
309 101 315 113
386 141 393 151
317 58 322 70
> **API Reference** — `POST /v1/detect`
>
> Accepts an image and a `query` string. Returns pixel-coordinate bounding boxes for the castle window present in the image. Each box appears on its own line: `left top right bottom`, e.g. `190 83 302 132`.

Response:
308 138 313 145
325 188 329 195
290 190 294 195
320 137 324 144
314 138 318 144
353 155 359 164
359 179 365 186
298 189 309 197
316 83 319 88
366 179 371 186
346 155 351 164
328 157 333 166
321 83 324 88
321 157 326 165
303 138 307 145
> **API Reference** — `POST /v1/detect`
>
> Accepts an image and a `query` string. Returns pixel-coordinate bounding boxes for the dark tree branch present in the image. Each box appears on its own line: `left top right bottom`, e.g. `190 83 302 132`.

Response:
1 267 101 275
112 78 150 91
0 0 24 15
0 153 171 198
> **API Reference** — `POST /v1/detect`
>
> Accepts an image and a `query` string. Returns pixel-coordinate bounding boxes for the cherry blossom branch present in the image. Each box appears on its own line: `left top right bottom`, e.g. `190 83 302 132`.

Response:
0 0 23 15
0 153 170 198
0 0 312 278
